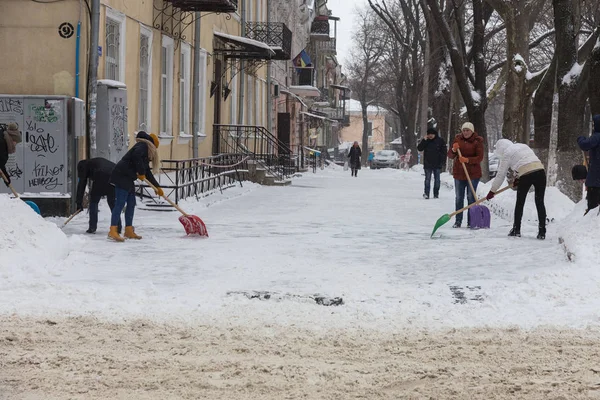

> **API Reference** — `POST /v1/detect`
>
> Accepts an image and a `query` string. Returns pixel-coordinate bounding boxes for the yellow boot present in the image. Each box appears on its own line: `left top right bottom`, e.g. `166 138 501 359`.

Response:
124 226 142 240
108 226 124 242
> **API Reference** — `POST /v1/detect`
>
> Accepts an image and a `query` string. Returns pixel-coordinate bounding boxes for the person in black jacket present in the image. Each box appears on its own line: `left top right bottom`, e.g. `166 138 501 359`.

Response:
108 131 163 242
76 157 120 234
417 127 447 199
347 141 362 177
0 123 22 187
578 114 600 212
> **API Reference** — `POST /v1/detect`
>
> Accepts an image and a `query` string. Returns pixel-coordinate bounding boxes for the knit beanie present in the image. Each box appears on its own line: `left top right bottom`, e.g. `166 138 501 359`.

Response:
461 122 475 132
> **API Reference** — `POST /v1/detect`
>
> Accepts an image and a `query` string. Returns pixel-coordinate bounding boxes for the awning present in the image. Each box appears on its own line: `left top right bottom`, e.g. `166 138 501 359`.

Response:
330 84 350 91
214 31 275 58
300 111 336 122
288 85 320 97
280 89 308 108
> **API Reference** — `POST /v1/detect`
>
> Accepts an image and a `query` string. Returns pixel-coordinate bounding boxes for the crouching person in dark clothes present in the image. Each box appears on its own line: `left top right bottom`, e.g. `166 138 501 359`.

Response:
76 157 120 234
108 131 163 242
486 139 547 240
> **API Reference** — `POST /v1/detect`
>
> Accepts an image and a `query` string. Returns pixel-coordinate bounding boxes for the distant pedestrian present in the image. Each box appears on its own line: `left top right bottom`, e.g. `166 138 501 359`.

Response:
447 122 484 228
0 123 22 187
577 114 600 212
348 141 362 177
76 157 120 234
417 127 447 199
486 139 547 239
108 131 163 242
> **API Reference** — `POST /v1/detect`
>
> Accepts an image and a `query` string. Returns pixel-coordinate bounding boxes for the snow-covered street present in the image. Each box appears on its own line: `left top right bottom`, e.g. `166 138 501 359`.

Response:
2 166 600 399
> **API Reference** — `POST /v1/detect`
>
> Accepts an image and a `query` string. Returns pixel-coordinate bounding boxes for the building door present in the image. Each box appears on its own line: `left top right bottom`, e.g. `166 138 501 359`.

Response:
277 112 291 151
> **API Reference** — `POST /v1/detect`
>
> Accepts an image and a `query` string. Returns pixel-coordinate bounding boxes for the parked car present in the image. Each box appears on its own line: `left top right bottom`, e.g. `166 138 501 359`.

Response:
371 150 401 169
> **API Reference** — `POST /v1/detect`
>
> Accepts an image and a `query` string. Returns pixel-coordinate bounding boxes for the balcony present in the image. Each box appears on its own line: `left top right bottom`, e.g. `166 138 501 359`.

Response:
310 18 330 41
245 22 292 60
167 0 238 12
314 38 336 55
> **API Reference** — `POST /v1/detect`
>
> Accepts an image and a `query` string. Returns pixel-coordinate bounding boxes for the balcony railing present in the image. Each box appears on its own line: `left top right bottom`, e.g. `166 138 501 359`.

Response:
310 19 330 39
168 0 238 12
245 22 292 60
315 38 336 54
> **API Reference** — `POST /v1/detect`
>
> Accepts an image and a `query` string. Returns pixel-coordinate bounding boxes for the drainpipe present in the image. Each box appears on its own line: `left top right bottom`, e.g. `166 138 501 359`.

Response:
75 0 82 98
237 0 246 125
192 12 201 159
266 0 272 133
86 0 100 158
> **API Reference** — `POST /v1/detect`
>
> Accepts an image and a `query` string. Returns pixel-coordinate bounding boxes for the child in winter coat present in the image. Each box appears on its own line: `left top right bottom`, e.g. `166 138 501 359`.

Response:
577 114 600 212
108 131 163 242
0 123 22 186
486 139 547 239
447 122 484 227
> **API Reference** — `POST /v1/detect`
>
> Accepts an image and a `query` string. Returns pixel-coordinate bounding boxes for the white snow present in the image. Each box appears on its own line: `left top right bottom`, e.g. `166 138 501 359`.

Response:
561 62 584 86
556 200 600 263
214 31 276 55
3 168 600 332
471 90 481 104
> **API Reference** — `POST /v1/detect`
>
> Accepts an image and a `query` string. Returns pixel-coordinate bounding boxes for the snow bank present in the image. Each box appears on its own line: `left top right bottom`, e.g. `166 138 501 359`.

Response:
556 201 600 263
0 195 69 275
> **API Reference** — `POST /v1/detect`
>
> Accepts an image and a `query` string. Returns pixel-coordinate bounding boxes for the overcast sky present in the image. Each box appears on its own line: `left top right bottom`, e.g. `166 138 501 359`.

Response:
326 0 368 73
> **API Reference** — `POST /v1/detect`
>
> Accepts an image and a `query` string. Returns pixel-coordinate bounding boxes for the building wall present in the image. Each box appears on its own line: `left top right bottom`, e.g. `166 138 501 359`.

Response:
339 113 387 152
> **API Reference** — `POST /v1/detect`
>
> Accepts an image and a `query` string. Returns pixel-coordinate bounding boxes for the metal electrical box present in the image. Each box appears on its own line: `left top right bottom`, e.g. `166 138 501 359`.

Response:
94 80 129 163
0 95 85 215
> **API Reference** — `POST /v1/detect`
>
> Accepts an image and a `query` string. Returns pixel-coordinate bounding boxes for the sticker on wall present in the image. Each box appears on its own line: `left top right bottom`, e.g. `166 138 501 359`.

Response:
58 22 74 39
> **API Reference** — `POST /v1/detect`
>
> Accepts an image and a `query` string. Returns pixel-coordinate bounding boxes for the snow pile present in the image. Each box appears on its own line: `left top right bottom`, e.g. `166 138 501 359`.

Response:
556 200 600 263
0 195 69 275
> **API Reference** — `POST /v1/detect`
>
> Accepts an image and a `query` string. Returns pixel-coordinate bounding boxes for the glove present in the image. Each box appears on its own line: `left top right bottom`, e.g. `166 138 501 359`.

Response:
486 191 495 200
137 174 146 181
154 187 164 197
452 143 460 152
512 178 519 187
459 156 469 164
76 203 83 211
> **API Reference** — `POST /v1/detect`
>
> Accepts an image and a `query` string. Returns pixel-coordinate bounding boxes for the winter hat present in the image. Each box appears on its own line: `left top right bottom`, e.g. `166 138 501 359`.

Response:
461 122 475 132
494 138 512 159
149 133 160 148
426 128 438 136
572 164 587 180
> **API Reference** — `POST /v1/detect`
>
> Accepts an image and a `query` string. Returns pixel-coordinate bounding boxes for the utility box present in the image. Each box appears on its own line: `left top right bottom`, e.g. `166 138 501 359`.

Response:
94 80 129 163
0 95 85 216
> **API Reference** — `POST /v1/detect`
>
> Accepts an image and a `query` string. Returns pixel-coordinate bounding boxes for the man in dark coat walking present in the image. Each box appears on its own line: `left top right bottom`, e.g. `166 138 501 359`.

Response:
76 157 120 234
347 141 362 177
578 114 600 212
417 127 447 199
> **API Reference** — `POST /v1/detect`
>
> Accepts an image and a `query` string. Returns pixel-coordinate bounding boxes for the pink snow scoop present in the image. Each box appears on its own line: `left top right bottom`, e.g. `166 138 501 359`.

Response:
457 149 490 229
143 178 208 237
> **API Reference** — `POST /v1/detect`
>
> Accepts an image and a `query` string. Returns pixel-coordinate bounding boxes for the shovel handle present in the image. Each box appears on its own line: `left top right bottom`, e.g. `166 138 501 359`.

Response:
0 169 20 198
583 150 588 167
63 209 82 226
142 178 189 217
457 149 479 201
448 185 511 218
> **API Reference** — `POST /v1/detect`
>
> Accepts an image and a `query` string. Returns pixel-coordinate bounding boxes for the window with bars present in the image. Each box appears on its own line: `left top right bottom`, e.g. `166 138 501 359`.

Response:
138 33 150 131
105 19 120 81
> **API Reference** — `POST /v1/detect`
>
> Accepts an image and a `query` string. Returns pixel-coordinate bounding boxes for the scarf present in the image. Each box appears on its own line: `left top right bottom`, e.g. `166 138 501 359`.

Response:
135 138 161 174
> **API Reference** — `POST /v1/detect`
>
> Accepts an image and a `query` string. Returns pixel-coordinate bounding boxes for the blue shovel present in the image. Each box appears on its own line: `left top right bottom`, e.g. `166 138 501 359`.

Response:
0 170 41 215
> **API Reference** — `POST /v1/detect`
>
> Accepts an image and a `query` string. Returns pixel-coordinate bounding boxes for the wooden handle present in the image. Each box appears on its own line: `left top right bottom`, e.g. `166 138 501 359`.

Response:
0 169 20 198
448 185 511 218
457 148 479 201
63 209 82 226
143 178 189 216
583 151 588 167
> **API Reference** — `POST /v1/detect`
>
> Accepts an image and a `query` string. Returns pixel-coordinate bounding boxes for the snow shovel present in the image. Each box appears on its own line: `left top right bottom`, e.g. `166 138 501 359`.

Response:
457 149 490 229
431 185 511 238
0 170 41 215
143 178 208 237
61 209 82 229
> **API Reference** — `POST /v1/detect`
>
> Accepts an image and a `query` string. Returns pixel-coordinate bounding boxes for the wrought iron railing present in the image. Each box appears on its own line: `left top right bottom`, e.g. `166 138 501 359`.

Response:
310 19 330 37
168 0 238 12
214 124 297 180
135 153 248 206
245 22 292 60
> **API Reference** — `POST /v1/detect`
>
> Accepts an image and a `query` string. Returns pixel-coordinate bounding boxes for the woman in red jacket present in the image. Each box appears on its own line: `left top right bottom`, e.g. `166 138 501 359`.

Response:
447 122 484 228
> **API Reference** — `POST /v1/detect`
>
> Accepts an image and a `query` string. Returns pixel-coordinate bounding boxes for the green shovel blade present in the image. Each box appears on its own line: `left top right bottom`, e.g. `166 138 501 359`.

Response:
431 213 451 238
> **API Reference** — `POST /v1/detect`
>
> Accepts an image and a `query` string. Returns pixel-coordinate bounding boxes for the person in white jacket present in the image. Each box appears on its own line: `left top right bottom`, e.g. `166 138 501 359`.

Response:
486 139 547 239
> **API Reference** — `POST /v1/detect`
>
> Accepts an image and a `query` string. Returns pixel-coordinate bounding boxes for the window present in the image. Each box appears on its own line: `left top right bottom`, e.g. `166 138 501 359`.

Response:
197 49 208 135
367 121 373 137
263 81 267 127
160 35 174 136
138 25 153 131
105 8 126 82
179 43 191 135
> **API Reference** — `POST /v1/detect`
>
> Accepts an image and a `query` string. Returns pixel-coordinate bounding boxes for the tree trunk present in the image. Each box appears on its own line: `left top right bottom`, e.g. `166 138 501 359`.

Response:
590 41 600 115
532 57 556 167
361 104 369 167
